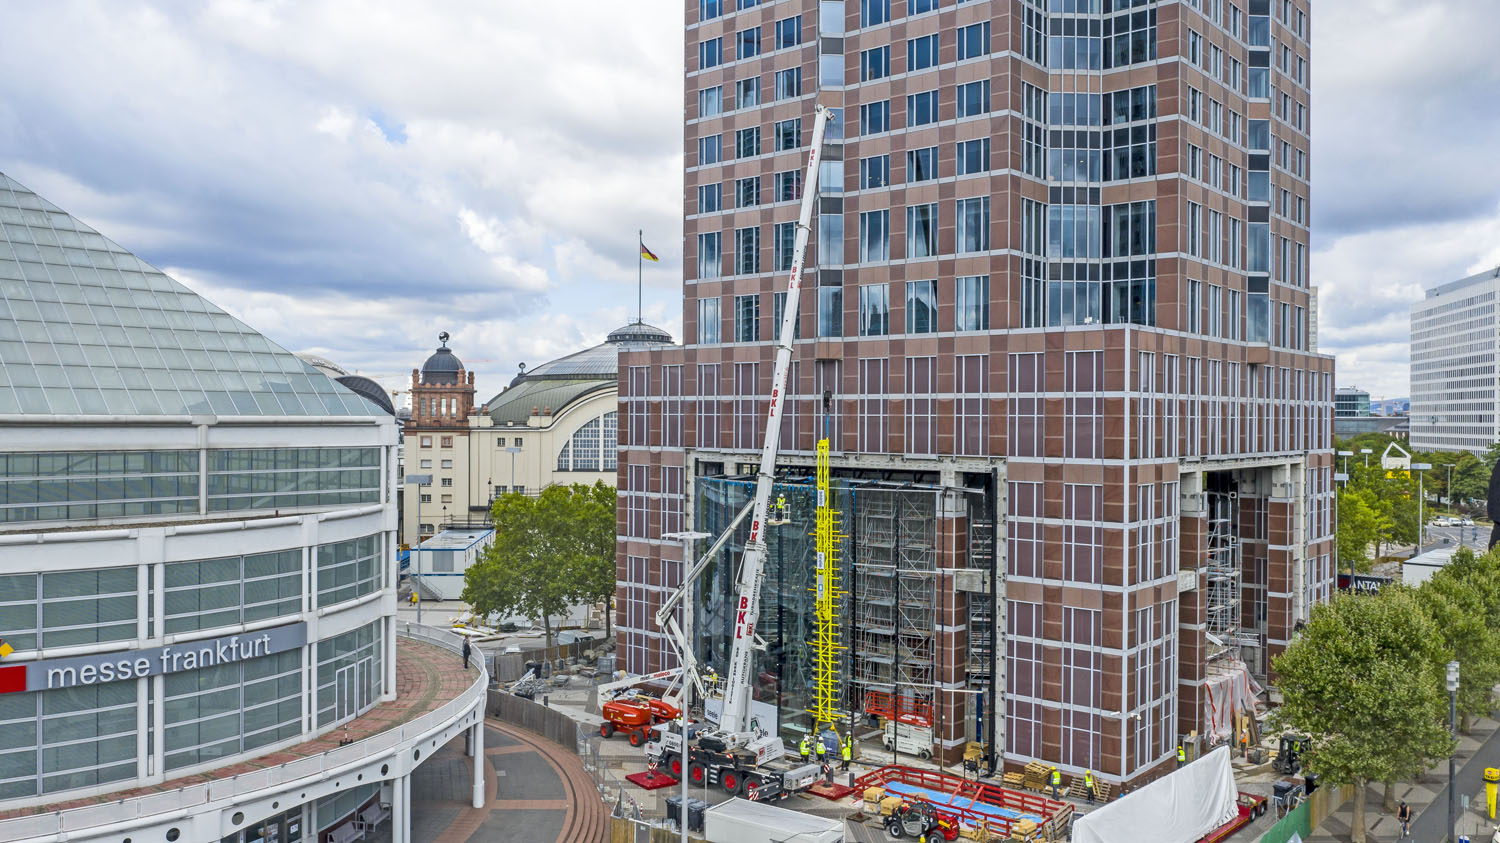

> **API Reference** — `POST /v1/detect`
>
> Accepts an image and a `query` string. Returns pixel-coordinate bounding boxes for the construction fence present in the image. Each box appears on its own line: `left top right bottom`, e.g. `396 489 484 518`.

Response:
1260 781 1351 843
487 690 580 750
490 637 603 683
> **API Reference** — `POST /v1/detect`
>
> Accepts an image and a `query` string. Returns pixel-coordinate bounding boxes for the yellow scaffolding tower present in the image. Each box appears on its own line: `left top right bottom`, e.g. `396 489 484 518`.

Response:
809 438 846 733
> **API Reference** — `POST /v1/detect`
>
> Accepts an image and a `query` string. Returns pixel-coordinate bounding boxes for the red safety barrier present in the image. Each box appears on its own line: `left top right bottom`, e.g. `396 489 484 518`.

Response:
852 765 1074 838
863 690 934 727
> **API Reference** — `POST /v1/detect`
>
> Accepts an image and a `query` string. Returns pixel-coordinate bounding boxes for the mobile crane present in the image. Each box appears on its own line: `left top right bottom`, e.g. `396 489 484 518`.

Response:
639 104 833 801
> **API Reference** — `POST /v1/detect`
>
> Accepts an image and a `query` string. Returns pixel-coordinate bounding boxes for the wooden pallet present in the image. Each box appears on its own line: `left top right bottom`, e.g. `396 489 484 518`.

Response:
1002 771 1026 789
1067 777 1115 802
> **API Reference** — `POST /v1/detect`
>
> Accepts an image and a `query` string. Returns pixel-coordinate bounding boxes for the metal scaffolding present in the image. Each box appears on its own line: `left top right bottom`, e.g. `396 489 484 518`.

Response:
1204 479 1242 658
851 486 938 721
808 440 846 732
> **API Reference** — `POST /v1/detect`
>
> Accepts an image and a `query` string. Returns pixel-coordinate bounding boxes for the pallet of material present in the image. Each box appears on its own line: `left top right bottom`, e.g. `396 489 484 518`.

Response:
1022 761 1051 792
1002 771 1026 789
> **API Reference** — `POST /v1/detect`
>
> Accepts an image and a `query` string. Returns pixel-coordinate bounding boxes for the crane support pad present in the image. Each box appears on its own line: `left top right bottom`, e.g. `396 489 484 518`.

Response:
625 769 680 790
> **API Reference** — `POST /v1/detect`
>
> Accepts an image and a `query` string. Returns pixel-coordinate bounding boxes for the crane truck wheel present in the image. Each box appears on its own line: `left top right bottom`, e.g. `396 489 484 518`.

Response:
721 770 742 795
689 762 706 784
665 753 683 778
628 729 646 748
600 722 615 739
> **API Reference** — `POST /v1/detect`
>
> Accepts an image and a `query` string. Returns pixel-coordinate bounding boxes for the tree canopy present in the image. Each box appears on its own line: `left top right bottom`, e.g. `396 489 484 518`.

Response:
1272 589 1452 843
461 482 618 647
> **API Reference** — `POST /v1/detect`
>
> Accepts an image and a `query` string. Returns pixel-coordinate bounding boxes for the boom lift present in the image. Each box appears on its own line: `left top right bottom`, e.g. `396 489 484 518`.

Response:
639 104 833 800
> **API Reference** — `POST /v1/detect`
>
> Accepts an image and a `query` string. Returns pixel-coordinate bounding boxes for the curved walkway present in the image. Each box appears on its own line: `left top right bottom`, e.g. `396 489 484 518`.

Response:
375 717 608 843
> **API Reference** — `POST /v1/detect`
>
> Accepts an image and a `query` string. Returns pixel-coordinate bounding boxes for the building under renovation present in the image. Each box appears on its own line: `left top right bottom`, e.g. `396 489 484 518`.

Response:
616 0 1331 788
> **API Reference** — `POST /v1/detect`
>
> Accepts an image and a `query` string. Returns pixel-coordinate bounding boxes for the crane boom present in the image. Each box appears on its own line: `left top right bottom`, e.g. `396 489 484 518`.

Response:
717 104 831 737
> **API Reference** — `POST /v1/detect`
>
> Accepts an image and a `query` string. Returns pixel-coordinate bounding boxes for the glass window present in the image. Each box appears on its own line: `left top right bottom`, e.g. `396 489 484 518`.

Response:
697 183 721 213
774 119 801 151
735 176 760 207
906 203 938 258
820 54 843 86
957 139 990 175
818 287 843 337
775 15 802 49
699 38 723 70
957 80 991 117
859 210 890 262
861 0 890 27
735 127 761 158
315 534 382 608
818 160 842 194
698 297 722 343
860 155 890 188
771 291 803 339
818 213 843 265
907 91 938 126
734 294 760 342
734 226 760 274
907 34 938 71
860 100 890 134
698 134 722 165
698 86 723 117
735 77 761 109
774 222 797 271
957 196 990 253
957 21 990 60
819 1 845 35
906 147 937 183
859 285 890 336
861 46 890 80
957 275 990 331
774 67 802 99
700 0 722 19
906 280 937 334
697 232 722 279
737 27 760 59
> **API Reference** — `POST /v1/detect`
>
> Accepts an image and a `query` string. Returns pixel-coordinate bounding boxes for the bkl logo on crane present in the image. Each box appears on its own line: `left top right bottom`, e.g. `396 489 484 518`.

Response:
734 594 755 640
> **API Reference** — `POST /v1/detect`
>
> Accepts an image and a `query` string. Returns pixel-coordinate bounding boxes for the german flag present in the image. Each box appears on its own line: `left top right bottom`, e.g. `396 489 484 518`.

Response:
640 243 661 263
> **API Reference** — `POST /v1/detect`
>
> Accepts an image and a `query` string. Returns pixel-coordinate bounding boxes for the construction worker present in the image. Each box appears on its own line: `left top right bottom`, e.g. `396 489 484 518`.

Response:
799 734 812 761
1050 767 1061 800
1084 770 1096 804
840 735 852 771
815 733 827 763
1177 744 1186 768
1238 728 1250 759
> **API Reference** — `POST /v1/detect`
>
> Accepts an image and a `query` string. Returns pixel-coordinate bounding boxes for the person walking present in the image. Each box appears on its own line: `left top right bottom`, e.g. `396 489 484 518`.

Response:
1238 728 1250 759
840 735 852 771
1396 800 1412 838
1050 767 1061 800
1084 770 1096 804
1177 744 1186 768
815 734 827 764
461 636 472 670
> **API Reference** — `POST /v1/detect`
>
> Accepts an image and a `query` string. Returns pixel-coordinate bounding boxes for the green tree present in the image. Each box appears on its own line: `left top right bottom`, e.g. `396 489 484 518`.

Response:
1417 559 1500 733
556 482 619 638
1452 453 1489 508
1337 487 1383 571
463 488 577 647
1272 589 1453 843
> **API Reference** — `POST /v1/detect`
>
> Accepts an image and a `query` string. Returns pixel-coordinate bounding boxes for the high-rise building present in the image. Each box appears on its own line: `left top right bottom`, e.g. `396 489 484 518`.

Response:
1410 266 1500 454
618 0 1329 786
1334 386 1370 418
0 173 486 841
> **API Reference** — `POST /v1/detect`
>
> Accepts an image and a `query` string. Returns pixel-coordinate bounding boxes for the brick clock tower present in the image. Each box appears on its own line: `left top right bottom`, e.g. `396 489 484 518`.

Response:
405 332 475 540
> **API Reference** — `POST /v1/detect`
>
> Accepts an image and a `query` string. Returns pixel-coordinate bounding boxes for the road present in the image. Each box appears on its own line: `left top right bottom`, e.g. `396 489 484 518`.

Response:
1408 719 1500 843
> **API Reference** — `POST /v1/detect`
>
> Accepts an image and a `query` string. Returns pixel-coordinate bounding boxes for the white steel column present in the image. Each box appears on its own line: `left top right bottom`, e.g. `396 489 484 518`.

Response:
471 720 485 808
392 772 410 843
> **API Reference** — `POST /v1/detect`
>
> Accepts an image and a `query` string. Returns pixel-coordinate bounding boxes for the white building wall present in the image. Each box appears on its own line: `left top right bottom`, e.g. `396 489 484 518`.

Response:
1409 268 1500 454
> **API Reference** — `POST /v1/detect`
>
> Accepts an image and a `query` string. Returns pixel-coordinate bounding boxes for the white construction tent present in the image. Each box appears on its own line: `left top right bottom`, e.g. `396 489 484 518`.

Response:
1072 746 1239 843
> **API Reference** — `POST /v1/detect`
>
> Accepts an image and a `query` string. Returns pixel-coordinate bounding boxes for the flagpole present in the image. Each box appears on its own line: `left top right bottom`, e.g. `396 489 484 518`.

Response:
637 229 643 324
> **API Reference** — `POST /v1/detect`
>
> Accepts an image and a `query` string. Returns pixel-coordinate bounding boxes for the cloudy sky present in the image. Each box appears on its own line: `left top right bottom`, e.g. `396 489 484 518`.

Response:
2 0 1497 406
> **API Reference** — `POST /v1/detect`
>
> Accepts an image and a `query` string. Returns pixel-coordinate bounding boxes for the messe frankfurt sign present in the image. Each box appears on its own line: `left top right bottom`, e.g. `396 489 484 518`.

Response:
0 622 307 694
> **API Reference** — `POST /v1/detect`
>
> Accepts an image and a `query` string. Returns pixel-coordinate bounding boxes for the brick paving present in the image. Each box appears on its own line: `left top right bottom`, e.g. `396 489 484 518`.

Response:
0 637 478 821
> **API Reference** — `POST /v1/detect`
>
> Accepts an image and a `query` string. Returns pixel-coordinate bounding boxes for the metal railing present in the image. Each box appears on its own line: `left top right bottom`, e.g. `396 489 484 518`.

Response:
0 622 486 842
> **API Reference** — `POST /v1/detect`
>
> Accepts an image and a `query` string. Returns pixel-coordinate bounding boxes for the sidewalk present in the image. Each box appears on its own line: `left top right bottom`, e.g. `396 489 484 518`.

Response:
1307 714 1500 842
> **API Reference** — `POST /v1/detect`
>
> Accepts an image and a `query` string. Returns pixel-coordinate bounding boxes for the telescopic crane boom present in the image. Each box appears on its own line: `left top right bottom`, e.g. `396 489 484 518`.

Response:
653 104 831 760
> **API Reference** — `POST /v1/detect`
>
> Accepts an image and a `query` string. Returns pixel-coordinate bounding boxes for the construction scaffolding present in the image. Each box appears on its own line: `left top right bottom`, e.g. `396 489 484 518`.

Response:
808 439 846 733
1204 476 1242 659
851 486 938 725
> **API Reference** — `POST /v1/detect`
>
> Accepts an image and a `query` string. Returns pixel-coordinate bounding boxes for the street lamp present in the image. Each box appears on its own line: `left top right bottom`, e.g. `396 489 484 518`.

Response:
1335 471 1350 581
1448 660 1459 843
1360 447 1373 468
1413 463 1433 552
663 529 710 843
1337 450 1354 476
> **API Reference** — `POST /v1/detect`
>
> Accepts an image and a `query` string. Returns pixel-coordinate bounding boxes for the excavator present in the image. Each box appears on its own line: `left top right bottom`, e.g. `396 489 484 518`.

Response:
632 103 834 801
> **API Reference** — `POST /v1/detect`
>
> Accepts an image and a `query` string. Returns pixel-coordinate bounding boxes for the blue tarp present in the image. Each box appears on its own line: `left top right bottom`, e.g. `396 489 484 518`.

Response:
884 781 1044 824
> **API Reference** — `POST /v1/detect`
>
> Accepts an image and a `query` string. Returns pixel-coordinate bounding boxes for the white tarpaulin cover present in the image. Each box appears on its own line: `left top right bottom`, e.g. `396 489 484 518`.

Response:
1203 659 1263 743
1072 745 1239 843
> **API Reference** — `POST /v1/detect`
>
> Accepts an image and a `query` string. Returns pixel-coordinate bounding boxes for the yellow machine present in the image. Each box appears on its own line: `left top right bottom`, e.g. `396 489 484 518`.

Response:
1486 766 1498 819
808 439 846 735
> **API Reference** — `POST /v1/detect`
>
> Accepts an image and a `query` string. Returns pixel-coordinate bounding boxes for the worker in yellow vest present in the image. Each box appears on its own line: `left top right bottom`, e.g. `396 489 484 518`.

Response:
1177 744 1186 768
1084 769 1096 804
815 734 827 762
799 734 812 761
840 735 852 771
1050 767 1061 799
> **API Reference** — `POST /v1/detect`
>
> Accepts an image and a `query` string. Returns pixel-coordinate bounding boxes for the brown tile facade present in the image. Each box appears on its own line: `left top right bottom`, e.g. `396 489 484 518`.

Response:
617 0 1325 787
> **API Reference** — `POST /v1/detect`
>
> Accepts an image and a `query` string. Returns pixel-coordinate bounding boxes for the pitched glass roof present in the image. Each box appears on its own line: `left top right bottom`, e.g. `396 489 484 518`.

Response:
0 173 378 417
